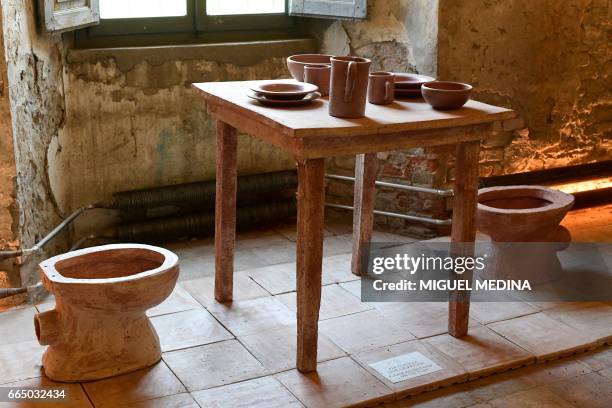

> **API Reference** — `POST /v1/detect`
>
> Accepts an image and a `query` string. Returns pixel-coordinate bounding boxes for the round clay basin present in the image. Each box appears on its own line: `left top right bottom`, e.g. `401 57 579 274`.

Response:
422 81 472 110
477 185 574 241
287 54 333 81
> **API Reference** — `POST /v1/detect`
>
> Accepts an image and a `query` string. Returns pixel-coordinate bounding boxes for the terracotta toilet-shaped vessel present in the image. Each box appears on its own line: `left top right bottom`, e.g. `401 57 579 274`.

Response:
34 244 179 382
476 185 574 283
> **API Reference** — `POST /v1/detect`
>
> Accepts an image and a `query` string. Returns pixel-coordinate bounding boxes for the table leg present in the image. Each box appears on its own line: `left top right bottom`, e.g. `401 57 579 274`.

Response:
351 153 378 276
214 120 238 302
449 141 480 337
296 158 326 372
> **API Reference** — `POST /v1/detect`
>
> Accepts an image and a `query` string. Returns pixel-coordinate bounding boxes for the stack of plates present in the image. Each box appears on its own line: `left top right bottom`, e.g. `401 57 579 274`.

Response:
393 73 436 98
249 81 321 106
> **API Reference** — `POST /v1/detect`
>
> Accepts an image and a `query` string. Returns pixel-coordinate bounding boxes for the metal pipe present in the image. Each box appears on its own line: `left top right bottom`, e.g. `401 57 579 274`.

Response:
325 174 454 197
0 282 43 300
326 203 452 226
0 206 95 260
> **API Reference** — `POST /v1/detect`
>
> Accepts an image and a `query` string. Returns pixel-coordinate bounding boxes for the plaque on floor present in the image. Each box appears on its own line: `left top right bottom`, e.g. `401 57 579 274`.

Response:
369 351 443 383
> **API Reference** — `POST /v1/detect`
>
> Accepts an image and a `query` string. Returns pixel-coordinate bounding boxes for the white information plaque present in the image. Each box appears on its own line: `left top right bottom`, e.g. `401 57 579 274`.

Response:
369 351 443 383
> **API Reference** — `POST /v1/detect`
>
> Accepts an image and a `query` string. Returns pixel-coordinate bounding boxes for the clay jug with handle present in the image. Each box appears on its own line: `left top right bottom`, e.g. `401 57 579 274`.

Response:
329 56 371 118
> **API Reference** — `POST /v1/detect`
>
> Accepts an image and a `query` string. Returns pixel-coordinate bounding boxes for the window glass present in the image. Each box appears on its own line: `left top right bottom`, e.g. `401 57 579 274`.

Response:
206 0 285 15
100 0 187 19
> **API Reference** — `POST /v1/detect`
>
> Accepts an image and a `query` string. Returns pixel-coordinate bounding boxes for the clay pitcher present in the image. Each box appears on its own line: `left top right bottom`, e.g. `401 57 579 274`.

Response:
329 56 371 118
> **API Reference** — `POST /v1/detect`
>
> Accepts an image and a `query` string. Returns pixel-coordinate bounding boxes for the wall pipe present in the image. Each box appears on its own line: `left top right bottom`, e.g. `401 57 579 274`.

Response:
325 203 452 226
325 174 454 197
0 206 96 261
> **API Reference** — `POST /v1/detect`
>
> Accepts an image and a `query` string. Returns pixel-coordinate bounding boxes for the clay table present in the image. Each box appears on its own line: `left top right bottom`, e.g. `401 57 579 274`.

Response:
192 81 516 373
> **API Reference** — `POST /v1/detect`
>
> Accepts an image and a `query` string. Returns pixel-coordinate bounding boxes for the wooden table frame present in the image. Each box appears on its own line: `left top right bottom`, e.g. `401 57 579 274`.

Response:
193 81 516 373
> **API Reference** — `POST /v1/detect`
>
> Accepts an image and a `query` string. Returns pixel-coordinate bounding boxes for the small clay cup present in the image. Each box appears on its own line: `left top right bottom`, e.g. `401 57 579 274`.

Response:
368 71 395 105
329 56 371 118
421 81 472 110
304 64 331 96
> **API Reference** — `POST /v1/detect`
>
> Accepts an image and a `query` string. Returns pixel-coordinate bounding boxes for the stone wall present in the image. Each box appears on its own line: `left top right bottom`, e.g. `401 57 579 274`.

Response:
0 2 20 305
319 0 611 237
1 0 67 287
438 0 611 173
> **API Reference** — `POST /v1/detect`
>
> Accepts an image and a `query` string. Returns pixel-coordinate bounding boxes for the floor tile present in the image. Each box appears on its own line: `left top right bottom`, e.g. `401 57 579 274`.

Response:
517 357 592 386
163 340 266 391
469 301 539 325
485 387 574 408
147 284 203 317
151 308 233 352
339 279 362 298
249 241 298 265
235 230 294 249
206 297 295 336
372 301 480 338
178 256 215 280
245 263 297 295
276 284 371 321
246 254 360 296
0 340 44 384
117 393 199 408
461 369 534 403
239 325 345 372
182 273 270 307
275 221 334 242
390 382 480 408
424 326 534 379
544 301 612 345
487 313 598 362
83 361 186 408
576 346 612 371
276 357 392 408
322 234 354 257
547 372 612 408
352 340 467 398
191 376 303 408
322 253 360 284
0 307 37 345
0 376 91 408
599 367 612 380
319 309 415 353
163 238 214 260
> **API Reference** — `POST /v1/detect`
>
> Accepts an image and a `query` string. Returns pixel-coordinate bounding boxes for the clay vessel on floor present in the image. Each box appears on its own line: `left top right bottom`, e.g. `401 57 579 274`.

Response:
329 56 371 118
476 186 574 284
34 244 179 382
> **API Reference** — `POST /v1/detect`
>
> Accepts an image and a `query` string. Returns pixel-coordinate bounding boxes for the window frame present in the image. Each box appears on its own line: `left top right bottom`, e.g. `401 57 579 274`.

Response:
80 0 295 46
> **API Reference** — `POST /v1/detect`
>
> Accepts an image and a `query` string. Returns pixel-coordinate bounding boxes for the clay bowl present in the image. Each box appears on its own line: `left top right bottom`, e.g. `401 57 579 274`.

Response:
421 81 472 110
394 73 435 89
287 54 333 81
251 81 319 100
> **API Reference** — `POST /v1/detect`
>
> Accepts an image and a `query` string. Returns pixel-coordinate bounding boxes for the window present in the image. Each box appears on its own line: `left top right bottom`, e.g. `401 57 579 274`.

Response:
74 0 367 47
77 0 295 47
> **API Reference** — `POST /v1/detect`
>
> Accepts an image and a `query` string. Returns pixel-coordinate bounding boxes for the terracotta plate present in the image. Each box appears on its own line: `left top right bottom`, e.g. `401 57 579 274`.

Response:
248 91 322 106
250 81 319 99
393 73 436 89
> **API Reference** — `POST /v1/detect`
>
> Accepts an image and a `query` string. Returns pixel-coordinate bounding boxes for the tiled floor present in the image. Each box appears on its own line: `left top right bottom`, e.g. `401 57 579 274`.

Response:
0 205 610 407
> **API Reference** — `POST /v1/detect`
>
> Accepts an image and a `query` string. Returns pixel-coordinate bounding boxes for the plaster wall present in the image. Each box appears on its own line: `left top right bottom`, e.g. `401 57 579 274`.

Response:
1 0 66 286
53 50 299 222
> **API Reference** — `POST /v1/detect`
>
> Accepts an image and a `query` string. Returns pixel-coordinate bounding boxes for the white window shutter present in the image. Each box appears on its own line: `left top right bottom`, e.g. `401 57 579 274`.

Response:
289 0 367 19
39 0 100 34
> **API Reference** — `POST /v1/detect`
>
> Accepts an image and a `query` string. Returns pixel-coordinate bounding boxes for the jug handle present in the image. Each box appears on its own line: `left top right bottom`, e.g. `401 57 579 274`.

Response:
385 80 393 101
344 61 357 103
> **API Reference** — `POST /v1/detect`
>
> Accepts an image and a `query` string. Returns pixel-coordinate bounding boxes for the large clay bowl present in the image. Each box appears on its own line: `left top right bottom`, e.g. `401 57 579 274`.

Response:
287 54 333 81
422 81 472 110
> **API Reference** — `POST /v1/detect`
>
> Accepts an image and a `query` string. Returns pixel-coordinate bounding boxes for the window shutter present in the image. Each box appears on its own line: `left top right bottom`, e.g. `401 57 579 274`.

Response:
289 0 367 19
39 0 100 34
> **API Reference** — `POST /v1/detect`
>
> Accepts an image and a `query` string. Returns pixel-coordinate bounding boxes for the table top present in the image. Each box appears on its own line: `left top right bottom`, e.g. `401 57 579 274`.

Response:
193 80 516 139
